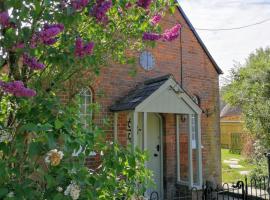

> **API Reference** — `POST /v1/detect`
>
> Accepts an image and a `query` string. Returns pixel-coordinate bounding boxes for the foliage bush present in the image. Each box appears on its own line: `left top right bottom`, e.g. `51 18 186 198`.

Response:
223 48 270 180
0 0 179 199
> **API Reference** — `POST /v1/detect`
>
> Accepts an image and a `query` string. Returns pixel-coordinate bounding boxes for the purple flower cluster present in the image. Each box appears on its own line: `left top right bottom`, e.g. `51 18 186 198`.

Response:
39 24 64 45
143 32 162 41
0 81 36 97
137 0 152 9
11 42 25 51
23 54 45 70
90 0 112 23
125 2 132 9
74 37 94 58
71 0 89 11
31 24 64 47
0 11 10 28
143 24 182 42
162 24 182 41
151 14 161 26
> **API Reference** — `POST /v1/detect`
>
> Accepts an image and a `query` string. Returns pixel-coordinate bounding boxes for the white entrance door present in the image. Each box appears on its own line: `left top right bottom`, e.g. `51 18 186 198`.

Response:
146 113 162 199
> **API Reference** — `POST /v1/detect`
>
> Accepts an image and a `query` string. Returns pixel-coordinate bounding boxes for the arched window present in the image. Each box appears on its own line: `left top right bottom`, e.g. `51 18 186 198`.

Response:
79 88 93 127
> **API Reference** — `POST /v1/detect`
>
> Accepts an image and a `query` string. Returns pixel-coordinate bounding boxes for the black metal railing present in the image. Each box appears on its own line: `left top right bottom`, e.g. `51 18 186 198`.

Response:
170 177 270 200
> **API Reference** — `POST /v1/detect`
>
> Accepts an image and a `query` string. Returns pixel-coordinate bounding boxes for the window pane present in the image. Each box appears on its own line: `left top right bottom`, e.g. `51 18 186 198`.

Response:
78 88 93 127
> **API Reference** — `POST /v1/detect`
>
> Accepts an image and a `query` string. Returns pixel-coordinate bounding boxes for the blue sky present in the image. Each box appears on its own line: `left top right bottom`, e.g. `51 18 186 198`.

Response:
178 0 270 85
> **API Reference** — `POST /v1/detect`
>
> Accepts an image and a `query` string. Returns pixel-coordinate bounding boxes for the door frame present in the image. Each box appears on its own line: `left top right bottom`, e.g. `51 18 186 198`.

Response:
152 113 164 199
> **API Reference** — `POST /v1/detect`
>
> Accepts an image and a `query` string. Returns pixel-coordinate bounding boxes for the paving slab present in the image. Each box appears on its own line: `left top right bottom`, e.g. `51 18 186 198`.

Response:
229 164 243 169
239 171 250 175
230 158 240 162
224 160 239 165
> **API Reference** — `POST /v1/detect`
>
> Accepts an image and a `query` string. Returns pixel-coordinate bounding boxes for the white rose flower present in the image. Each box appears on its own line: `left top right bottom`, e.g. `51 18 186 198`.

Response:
57 186 63 192
70 184 80 200
0 130 12 143
44 149 64 166
7 192 15 198
64 182 80 200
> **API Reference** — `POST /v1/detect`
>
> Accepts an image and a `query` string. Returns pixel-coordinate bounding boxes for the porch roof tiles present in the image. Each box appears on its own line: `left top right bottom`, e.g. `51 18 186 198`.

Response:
110 74 171 112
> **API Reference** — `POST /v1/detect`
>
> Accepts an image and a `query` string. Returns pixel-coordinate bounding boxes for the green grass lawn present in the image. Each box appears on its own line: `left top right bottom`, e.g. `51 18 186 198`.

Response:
221 149 255 183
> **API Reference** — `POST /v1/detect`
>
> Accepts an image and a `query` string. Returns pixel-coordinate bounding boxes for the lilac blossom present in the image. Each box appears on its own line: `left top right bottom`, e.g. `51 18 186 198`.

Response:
23 54 45 70
137 0 152 9
30 24 64 47
75 37 94 58
142 32 162 41
151 14 161 26
125 2 132 9
162 24 182 41
83 42 94 55
0 81 36 97
75 38 84 57
39 24 64 45
0 11 10 28
90 0 112 23
71 0 89 10
12 42 25 51
29 34 39 48
43 24 64 31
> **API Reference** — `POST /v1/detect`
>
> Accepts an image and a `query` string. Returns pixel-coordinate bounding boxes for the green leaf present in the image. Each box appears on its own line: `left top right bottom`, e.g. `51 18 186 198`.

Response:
55 119 63 130
29 142 42 157
0 188 8 198
53 193 65 200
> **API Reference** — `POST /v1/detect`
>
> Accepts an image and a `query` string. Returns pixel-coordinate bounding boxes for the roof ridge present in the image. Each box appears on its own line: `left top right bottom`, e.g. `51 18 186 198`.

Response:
144 74 172 85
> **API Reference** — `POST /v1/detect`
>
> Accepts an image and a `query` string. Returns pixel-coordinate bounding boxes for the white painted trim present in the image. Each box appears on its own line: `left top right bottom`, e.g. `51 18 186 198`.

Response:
135 78 202 115
188 114 194 188
197 114 203 186
114 113 118 142
132 112 138 151
143 112 148 168
143 112 148 151
180 93 202 114
176 115 180 182
155 113 164 199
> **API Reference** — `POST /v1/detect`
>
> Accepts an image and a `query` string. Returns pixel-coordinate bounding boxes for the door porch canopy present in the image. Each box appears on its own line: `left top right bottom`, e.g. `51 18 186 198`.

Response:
110 74 203 188
110 74 202 115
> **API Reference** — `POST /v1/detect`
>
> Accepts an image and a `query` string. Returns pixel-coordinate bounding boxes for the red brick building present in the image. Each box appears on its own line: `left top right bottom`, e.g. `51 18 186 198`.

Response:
79 5 222 200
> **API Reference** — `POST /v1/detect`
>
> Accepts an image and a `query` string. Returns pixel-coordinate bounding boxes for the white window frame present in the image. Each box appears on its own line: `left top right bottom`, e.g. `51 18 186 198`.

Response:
191 114 197 149
79 88 93 128
176 114 203 189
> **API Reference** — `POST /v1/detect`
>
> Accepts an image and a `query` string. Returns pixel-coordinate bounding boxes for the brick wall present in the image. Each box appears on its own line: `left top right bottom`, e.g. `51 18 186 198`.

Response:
64 7 221 198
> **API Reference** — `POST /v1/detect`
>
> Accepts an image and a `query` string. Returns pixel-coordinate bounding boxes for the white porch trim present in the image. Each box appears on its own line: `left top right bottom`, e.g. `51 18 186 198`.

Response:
131 111 138 151
188 114 194 188
143 112 148 151
176 115 181 183
113 76 204 193
196 114 203 186
135 79 202 115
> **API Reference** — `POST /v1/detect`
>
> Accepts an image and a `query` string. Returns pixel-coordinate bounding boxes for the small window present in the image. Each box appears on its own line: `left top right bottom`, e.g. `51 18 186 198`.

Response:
192 95 200 106
79 88 93 127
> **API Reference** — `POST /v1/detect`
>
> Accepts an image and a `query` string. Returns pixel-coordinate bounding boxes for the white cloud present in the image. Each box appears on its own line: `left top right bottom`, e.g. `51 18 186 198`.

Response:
178 0 270 85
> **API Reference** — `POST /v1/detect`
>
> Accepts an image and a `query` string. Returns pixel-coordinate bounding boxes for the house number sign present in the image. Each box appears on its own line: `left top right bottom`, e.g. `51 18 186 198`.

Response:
126 116 141 143
127 117 132 143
